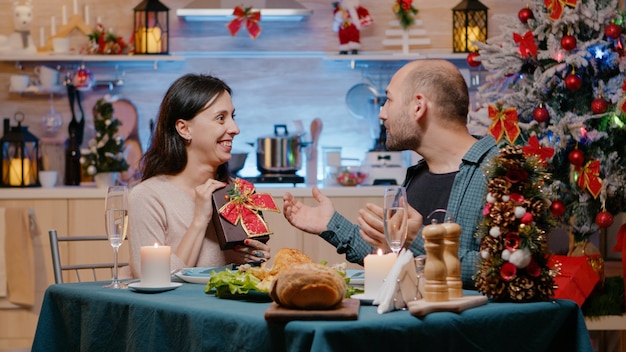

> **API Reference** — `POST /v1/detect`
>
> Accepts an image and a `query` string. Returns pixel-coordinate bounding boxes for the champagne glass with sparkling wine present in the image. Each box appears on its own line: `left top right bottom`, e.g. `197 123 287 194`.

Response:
383 186 408 255
103 185 129 288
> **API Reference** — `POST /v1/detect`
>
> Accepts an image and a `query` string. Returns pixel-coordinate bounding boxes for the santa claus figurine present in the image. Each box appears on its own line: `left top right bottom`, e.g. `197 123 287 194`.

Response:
333 0 373 55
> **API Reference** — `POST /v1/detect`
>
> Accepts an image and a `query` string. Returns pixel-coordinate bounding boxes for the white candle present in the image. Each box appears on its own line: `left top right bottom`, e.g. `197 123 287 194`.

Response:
140 244 171 287
97 16 102 24
364 249 396 297
73 0 78 15
39 26 44 47
84 5 89 25
62 5 67 24
51 16 56 35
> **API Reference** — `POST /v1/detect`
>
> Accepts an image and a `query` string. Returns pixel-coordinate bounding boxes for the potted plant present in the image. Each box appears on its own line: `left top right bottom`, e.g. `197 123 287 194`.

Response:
81 96 129 188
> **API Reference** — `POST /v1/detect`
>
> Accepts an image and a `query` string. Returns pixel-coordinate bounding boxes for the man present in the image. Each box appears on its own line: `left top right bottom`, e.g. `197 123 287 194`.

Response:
283 59 498 288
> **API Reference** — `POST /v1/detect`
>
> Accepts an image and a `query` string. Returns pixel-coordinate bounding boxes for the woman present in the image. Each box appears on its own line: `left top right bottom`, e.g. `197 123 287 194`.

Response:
128 74 271 278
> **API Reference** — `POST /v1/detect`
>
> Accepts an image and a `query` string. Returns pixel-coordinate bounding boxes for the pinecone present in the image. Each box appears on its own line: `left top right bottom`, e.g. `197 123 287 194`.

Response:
487 178 511 200
490 201 516 228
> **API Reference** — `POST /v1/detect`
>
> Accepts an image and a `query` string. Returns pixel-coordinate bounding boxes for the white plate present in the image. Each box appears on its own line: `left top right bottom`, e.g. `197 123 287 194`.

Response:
175 265 233 284
347 269 364 285
351 293 378 305
128 282 182 293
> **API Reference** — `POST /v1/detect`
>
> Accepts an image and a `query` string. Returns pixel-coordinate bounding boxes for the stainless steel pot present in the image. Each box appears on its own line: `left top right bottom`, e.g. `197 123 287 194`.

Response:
255 124 303 174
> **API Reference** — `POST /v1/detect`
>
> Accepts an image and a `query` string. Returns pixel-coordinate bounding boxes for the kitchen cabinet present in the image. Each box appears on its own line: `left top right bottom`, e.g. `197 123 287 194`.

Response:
0 185 385 349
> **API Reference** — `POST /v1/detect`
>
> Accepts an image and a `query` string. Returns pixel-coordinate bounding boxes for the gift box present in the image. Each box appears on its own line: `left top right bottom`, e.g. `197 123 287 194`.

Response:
211 179 278 250
547 255 600 307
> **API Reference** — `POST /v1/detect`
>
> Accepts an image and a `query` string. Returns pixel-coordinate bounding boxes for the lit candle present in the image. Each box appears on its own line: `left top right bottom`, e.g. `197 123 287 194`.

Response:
140 243 171 287
9 158 31 186
62 5 67 24
84 5 89 25
51 16 56 35
39 26 44 47
135 27 162 53
73 0 78 15
364 249 396 297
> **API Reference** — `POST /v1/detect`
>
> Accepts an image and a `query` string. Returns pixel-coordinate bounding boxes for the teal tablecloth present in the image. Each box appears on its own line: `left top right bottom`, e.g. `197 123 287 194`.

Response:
32 281 592 352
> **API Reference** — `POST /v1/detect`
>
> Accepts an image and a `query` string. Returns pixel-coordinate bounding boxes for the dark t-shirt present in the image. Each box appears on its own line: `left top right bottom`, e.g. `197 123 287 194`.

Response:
405 165 458 224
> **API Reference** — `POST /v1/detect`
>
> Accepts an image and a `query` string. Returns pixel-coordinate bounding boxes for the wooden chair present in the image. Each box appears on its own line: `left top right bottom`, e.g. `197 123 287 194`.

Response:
48 229 129 284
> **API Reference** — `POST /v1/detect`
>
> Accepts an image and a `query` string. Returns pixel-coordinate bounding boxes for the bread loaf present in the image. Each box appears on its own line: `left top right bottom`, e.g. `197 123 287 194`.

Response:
269 262 347 309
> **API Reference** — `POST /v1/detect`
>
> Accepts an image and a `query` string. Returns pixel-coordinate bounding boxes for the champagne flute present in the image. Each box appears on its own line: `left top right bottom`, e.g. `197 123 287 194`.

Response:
103 185 129 288
383 186 408 255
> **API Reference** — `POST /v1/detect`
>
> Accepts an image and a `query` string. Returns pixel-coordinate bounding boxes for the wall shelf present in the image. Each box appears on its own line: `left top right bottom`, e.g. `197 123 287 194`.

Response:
0 54 185 62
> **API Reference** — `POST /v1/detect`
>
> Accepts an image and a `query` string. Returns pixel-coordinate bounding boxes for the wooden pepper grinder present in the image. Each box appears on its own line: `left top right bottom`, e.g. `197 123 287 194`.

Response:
422 220 449 302
442 219 462 298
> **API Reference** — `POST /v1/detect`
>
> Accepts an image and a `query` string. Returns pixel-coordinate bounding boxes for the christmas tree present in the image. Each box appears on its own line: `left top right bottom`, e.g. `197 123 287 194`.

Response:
81 97 129 175
469 0 626 244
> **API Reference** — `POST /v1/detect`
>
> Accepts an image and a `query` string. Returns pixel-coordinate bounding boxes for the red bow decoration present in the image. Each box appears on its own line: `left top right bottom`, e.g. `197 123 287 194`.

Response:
226 6 262 40
218 178 279 237
576 160 602 198
544 0 577 21
513 31 538 58
488 104 521 143
522 135 554 164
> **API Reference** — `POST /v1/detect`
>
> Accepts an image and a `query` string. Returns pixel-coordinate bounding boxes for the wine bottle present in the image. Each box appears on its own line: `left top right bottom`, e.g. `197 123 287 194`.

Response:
64 130 81 185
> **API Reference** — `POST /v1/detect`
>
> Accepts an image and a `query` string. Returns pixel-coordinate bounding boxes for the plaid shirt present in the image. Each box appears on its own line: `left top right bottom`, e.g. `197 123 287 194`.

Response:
320 135 498 288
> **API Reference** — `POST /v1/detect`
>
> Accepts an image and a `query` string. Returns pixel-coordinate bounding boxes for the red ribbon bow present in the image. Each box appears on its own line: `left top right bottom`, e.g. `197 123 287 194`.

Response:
522 135 554 164
488 104 521 144
513 31 538 58
576 160 602 198
544 0 577 21
218 178 279 237
227 6 262 40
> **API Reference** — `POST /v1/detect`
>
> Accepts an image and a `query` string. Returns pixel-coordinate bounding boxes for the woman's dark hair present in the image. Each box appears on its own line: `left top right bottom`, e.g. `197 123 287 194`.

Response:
140 74 232 182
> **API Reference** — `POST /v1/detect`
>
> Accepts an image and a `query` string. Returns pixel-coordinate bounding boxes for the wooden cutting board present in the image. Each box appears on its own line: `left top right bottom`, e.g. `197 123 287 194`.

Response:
264 298 360 322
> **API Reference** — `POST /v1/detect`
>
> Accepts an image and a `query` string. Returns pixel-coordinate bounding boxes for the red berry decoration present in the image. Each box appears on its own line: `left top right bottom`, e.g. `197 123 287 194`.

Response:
561 35 577 51
595 211 614 228
532 105 549 123
568 149 585 167
605 23 622 39
591 97 608 114
72 67 94 91
550 200 566 217
565 73 582 91
467 52 481 68
518 8 534 24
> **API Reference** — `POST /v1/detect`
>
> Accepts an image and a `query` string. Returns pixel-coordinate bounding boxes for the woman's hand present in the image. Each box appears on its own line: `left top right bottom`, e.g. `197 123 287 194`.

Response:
192 179 226 227
234 239 272 263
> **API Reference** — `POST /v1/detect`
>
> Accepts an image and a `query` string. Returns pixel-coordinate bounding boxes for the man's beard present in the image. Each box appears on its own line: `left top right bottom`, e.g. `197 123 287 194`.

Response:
385 111 419 151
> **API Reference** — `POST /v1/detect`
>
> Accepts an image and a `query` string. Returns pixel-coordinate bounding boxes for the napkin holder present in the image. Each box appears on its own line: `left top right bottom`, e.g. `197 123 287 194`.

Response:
211 184 269 250
374 249 420 314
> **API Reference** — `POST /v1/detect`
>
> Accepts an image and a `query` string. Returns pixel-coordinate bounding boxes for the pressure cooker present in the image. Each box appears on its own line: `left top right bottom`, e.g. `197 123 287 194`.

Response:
254 124 304 174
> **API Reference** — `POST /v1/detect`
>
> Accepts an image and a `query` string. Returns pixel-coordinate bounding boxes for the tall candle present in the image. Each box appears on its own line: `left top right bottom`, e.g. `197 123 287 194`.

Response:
73 0 78 15
62 5 67 24
364 249 396 297
9 158 31 186
39 26 44 47
51 16 56 35
140 244 171 287
84 5 89 25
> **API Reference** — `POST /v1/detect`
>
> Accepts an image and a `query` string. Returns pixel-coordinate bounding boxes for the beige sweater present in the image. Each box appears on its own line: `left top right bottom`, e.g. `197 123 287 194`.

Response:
128 175 241 278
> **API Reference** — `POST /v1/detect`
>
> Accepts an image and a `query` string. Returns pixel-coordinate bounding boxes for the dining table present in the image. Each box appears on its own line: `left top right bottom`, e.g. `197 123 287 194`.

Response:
31 281 593 352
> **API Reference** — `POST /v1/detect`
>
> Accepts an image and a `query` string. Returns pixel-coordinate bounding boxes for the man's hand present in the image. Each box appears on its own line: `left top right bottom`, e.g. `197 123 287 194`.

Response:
283 187 335 234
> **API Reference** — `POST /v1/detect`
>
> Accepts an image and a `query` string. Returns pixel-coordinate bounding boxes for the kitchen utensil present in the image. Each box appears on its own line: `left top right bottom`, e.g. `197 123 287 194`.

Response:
306 118 322 185
255 124 304 174
345 82 388 150
228 152 248 175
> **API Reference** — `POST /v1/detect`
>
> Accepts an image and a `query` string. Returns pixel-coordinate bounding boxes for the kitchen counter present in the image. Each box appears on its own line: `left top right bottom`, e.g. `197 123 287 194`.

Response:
0 183 389 199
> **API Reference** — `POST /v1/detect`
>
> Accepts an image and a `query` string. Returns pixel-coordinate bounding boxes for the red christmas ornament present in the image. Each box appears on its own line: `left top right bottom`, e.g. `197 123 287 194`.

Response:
72 67 94 91
595 211 614 228
561 35 577 51
467 52 481 68
518 7 534 24
520 212 533 225
550 200 566 217
568 149 585 167
605 23 622 39
532 105 549 123
565 73 582 91
591 97 609 114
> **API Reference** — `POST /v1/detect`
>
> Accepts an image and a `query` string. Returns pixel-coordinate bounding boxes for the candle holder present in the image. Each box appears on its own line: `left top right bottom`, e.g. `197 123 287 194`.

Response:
1 113 40 188
452 0 489 53
133 0 169 55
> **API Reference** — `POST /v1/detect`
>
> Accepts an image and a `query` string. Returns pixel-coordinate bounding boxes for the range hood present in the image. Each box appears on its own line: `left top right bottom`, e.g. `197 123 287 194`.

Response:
177 0 313 21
